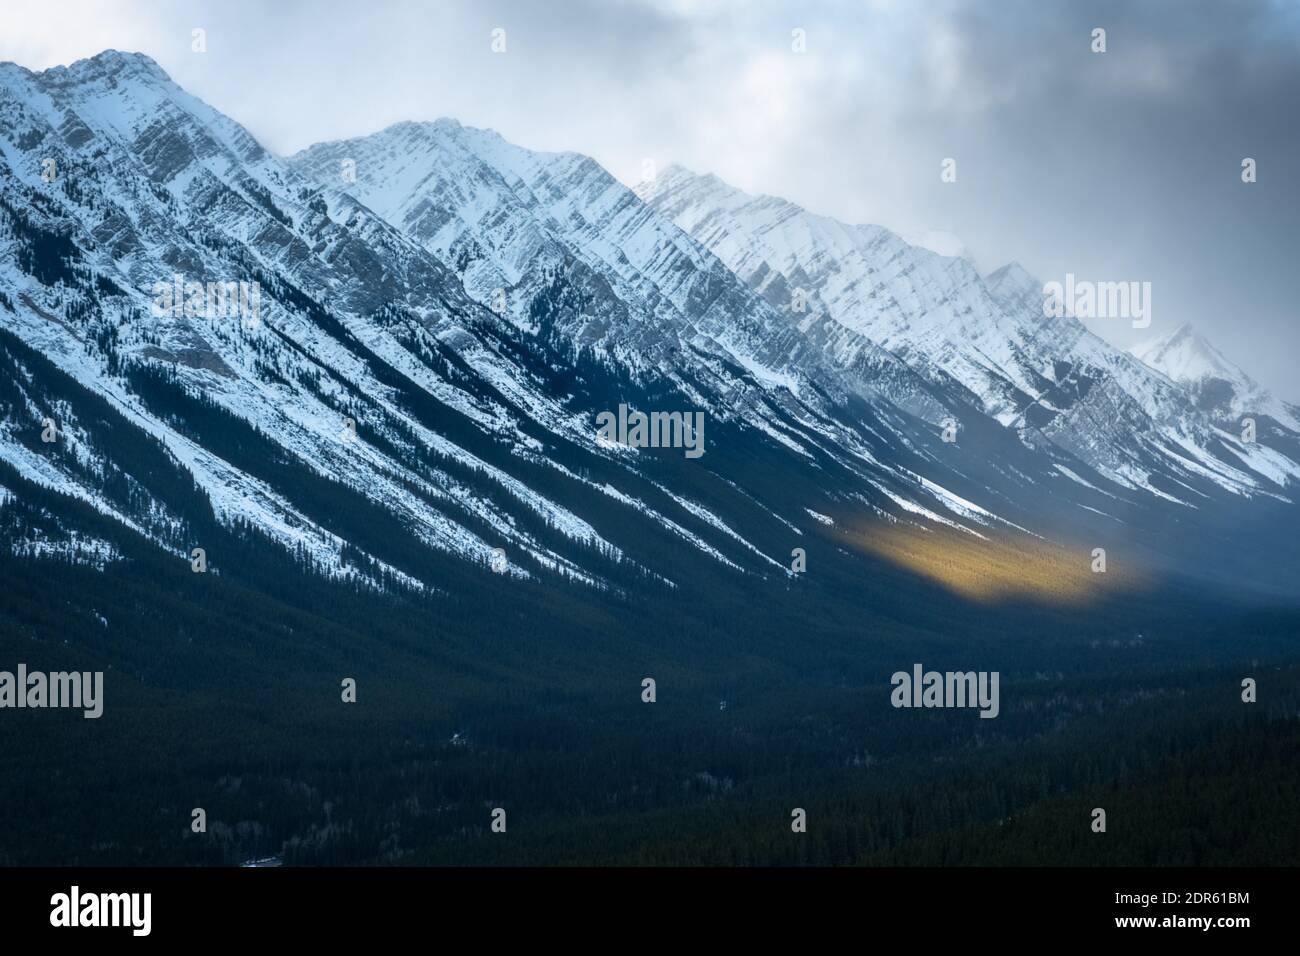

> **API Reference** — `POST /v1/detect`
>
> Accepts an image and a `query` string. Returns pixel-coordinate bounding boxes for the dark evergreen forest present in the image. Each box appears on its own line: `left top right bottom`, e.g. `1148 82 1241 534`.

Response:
2 483 1296 866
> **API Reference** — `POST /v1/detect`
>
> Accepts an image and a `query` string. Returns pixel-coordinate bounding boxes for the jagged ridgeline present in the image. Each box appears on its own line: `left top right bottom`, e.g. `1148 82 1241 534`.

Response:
0 52 1298 866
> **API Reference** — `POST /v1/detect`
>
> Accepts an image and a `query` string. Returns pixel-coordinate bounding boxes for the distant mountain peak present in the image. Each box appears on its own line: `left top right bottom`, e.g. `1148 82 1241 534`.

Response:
1130 323 1300 429
1131 322 1241 383
987 260 1034 285
984 261 1043 306
639 164 734 202
901 229 970 260
655 162 697 180
40 49 172 85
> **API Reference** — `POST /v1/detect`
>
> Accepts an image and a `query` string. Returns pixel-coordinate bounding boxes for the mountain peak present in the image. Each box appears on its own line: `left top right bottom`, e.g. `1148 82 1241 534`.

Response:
1128 323 1300 427
39 49 173 86
1131 323 1246 386
987 260 1033 284
983 261 1042 311
638 163 730 202
365 117 468 139
902 230 970 260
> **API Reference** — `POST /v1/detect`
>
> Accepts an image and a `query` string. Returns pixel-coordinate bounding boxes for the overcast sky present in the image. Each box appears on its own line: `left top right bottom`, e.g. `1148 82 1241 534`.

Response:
3 0 1298 397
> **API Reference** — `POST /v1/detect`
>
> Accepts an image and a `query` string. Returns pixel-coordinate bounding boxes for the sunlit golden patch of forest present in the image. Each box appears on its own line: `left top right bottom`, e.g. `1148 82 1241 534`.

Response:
841 520 1146 605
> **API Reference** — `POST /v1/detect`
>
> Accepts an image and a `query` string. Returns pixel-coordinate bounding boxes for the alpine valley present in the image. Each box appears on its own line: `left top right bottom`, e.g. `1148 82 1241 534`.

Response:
1 52 1298 867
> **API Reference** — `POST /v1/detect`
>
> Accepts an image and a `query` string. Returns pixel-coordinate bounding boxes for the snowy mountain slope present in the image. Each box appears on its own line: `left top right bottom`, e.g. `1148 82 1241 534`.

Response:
0 54 722 585
637 165 1300 505
288 122 987 429
0 52 650 586
1 51 1058 596
289 121 1160 531
1131 323 1300 433
290 121 812 376
984 265 1300 497
290 120 1107 522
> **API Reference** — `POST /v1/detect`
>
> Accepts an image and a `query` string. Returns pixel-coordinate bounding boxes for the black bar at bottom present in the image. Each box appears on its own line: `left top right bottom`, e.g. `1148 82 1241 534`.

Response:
0 866 1283 941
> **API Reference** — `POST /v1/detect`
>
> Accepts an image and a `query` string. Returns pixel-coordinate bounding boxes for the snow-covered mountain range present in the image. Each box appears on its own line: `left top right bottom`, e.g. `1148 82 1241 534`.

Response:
637 164 1300 502
1 51 1297 597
